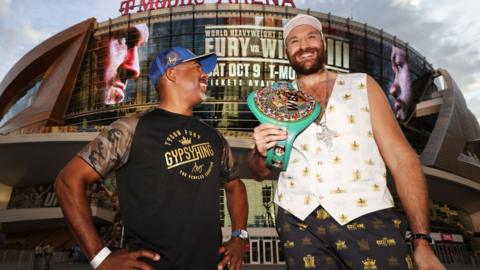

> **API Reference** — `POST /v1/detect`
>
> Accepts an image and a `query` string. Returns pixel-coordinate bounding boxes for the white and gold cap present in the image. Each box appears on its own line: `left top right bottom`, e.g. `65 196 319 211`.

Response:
283 14 324 43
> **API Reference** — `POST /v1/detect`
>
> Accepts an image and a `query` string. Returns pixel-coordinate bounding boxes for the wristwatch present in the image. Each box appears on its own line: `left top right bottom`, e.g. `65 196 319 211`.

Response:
231 229 249 240
410 233 434 245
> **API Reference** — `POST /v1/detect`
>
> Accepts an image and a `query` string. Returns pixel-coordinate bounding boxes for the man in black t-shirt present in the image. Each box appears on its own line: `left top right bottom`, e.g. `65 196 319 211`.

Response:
55 47 248 270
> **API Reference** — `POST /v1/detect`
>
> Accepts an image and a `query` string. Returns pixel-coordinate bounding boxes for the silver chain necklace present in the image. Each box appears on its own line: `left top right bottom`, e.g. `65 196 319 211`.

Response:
316 121 339 152
314 73 339 152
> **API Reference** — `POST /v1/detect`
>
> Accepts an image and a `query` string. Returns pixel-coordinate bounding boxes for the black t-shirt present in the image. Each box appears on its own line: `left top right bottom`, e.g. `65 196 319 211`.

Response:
78 108 239 270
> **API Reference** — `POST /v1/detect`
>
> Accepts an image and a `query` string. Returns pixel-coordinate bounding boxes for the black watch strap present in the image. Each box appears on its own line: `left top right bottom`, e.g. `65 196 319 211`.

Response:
410 233 434 244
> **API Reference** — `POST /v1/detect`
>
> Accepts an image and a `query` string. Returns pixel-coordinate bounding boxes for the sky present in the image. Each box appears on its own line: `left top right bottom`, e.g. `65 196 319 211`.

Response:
0 0 479 121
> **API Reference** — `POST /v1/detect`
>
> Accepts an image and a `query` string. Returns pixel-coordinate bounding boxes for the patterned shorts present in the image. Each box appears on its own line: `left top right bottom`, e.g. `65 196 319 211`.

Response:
276 206 414 270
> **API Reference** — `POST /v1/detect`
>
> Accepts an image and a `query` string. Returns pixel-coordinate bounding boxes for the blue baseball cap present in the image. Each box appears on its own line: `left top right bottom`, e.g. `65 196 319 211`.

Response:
149 47 217 88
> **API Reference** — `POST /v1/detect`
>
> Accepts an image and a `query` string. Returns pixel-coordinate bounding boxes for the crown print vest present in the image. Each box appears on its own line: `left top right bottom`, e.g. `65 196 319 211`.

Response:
274 73 394 225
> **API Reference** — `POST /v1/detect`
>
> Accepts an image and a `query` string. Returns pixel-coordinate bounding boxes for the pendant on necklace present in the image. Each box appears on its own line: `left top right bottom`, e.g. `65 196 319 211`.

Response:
316 122 339 152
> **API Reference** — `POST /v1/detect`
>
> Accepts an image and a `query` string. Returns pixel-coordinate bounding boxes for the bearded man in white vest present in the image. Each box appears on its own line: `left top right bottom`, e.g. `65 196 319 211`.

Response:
249 14 445 270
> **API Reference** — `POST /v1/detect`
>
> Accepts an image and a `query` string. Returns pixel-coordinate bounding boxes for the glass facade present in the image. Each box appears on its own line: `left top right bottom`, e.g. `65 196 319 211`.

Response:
49 6 461 263
64 5 437 154
0 77 42 127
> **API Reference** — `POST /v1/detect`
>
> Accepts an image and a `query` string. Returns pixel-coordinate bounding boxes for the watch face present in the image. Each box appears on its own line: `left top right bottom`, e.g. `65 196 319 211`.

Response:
254 86 316 122
232 230 248 239
411 233 434 244
239 230 249 239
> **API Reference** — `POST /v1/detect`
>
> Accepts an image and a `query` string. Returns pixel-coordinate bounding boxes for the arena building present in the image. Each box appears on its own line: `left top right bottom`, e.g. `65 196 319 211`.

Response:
0 1 479 267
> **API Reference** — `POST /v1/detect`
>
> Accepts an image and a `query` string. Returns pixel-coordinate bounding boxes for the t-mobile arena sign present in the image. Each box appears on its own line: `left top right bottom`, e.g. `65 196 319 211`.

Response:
120 0 297 16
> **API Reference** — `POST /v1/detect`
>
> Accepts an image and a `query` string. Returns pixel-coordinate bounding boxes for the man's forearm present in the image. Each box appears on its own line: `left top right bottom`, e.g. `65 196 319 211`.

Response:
225 179 248 231
55 174 104 260
391 153 430 235
248 148 271 180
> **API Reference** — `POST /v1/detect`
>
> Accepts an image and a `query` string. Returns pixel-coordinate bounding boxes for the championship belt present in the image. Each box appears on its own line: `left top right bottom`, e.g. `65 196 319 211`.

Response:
247 82 321 170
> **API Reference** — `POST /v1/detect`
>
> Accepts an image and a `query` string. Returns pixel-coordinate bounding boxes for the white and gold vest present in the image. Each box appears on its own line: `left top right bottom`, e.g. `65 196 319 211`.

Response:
274 73 394 225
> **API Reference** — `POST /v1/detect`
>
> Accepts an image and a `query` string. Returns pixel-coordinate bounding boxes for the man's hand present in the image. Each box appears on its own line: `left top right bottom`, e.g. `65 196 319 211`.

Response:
217 238 247 270
249 123 286 180
253 123 288 157
97 249 160 270
413 243 446 270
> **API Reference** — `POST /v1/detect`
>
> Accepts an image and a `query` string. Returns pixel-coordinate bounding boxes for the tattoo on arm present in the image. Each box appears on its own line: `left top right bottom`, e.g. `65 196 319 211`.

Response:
80 121 134 177
107 128 123 143
107 128 124 163
88 141 105 167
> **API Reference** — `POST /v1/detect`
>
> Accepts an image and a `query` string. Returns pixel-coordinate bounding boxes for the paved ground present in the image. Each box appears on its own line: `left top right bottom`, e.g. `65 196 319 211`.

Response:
1 262 478 270
0 262 287 270
34 262 480 270
50 263 480 270
48 263 286 270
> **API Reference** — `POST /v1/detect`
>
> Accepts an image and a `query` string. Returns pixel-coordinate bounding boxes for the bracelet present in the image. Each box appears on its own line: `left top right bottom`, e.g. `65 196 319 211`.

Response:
90 247 111 269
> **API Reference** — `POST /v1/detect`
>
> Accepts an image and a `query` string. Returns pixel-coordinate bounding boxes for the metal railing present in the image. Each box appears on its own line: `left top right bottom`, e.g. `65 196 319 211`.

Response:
0 249 69 270
407 242 479 268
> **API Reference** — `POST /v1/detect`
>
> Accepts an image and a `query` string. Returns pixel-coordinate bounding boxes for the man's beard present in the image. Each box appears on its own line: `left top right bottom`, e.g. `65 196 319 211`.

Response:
288 48 325 75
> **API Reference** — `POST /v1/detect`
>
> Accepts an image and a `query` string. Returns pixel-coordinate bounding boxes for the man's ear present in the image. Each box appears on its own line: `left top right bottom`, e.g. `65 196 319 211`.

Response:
165 68 176 83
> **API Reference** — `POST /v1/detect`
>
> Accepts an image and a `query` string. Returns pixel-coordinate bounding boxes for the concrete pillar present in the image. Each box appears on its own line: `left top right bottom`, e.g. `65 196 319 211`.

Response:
0 183 12 210
471 211 480 232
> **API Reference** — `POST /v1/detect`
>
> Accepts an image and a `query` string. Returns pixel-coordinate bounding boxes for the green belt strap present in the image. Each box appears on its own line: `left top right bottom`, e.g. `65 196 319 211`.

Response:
247 82 320 171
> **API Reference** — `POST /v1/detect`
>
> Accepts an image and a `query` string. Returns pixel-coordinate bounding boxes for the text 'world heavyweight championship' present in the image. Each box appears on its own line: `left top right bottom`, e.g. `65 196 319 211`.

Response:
247 82 320 170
